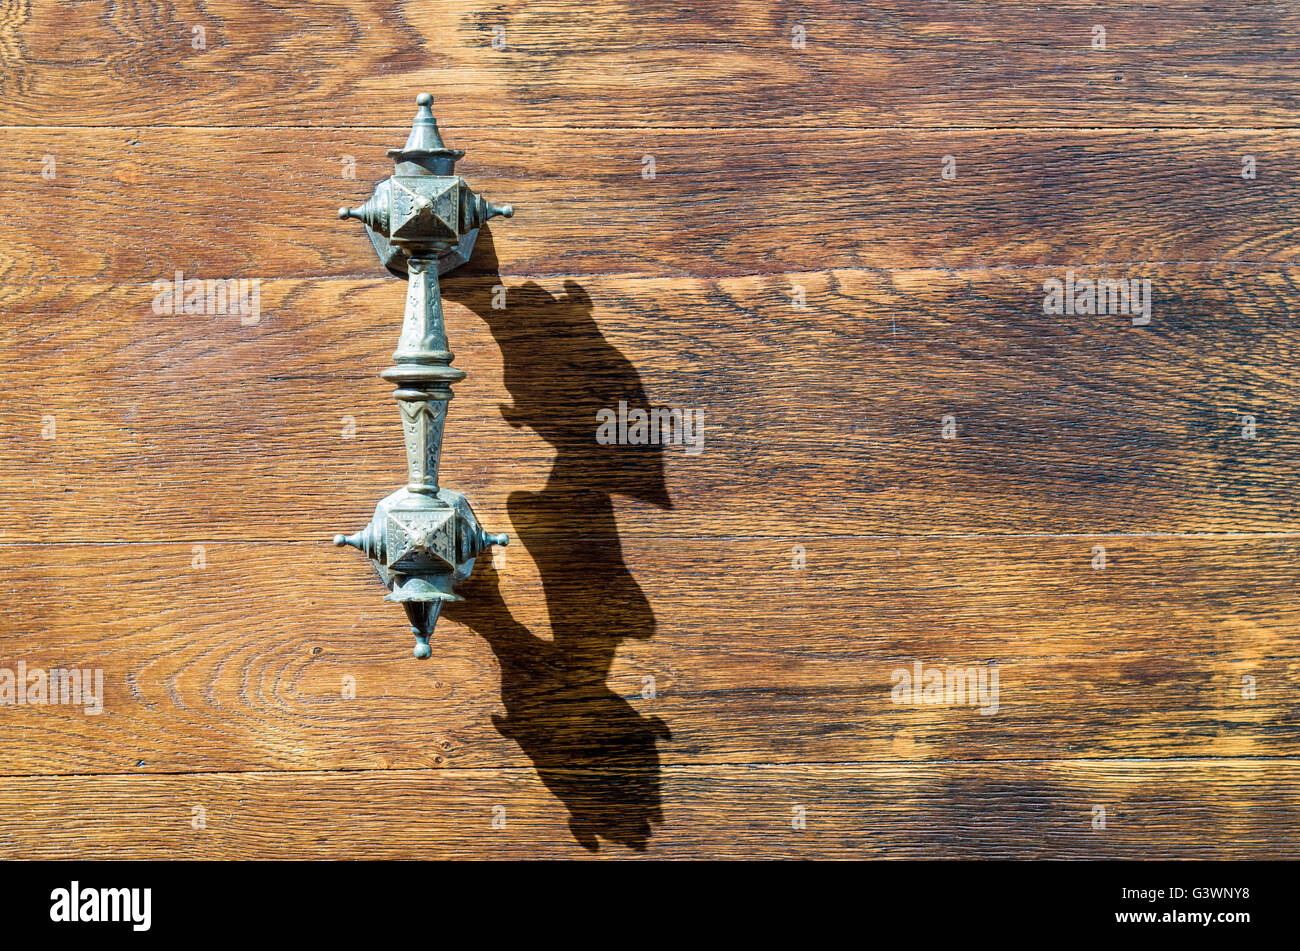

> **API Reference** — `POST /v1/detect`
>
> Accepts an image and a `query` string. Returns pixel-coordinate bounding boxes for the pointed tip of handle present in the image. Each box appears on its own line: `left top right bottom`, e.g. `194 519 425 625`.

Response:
487 532 509 547
416 92 434 107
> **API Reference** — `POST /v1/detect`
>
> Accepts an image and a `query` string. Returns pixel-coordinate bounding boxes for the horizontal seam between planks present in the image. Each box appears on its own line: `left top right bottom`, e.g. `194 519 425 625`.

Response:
2 532 1300 548
11 261 1300 286
2 756 1299 783
2 125 1300 133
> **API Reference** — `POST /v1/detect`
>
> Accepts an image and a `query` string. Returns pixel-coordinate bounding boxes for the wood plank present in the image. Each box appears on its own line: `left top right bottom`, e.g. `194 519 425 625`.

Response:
0 762 1295 858
0 537 1295 776
2 128 1297 281
2 1 1296 128
2 266 1298 540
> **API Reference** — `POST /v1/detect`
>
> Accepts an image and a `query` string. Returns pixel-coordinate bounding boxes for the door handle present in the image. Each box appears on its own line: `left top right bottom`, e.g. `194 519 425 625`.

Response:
333 93 512 659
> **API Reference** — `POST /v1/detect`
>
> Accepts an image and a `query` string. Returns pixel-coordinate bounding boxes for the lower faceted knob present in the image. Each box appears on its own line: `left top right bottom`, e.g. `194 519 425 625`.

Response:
334 486 507 658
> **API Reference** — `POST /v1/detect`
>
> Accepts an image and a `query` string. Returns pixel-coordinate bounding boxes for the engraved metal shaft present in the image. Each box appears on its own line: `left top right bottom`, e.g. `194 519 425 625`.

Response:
381 256 465 494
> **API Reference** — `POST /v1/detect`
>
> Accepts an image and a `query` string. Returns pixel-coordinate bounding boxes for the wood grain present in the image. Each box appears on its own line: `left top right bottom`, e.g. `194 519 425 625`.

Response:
1 1 1296 128
1 0 1298 861
1 266 1297 541
0 537 1295 776
1 128 1296 282
0 762 1294 858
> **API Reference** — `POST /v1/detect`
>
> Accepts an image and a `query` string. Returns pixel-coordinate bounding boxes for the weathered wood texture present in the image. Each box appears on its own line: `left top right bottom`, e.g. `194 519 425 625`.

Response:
1 267 1298 540
0 536 1296 776
1 0 1298 858
3 129 1296 281
0 1 1296 128
1 762 1295 858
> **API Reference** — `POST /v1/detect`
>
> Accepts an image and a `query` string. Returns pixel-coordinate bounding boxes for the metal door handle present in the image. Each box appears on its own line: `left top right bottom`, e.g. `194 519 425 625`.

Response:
333 93 512 659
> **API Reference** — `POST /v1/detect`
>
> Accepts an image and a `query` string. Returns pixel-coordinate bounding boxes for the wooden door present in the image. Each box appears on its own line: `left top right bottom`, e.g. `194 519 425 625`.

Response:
0 0 1297 858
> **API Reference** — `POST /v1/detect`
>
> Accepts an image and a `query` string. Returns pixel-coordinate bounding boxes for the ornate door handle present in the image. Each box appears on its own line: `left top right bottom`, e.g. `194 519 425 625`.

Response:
333 93 512 659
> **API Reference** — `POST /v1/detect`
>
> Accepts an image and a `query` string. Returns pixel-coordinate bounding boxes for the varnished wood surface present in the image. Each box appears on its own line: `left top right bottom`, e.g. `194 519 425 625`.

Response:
3 128 1297 281
1 266 1298 540
0 0 1297 858
1 762 1295 858
0 1 1296 128
0 536 1296 776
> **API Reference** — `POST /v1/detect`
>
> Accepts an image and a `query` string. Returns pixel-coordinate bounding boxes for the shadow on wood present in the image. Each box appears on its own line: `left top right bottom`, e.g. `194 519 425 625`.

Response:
443 227 672 851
